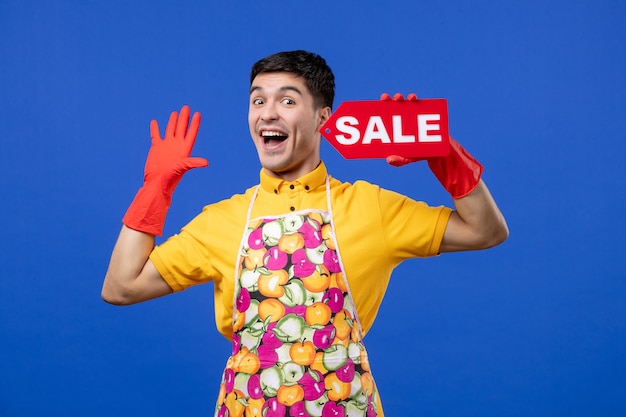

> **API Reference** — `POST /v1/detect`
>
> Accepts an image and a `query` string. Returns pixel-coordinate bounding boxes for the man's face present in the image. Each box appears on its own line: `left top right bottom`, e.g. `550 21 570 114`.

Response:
249 72 330 182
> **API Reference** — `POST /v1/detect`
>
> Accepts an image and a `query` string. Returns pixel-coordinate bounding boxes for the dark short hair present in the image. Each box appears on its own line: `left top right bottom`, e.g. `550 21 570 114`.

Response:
250 50 335 109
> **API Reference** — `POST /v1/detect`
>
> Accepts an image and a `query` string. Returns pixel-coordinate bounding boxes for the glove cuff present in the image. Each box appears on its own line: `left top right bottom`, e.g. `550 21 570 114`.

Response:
427 137 484 199
122 184 171 236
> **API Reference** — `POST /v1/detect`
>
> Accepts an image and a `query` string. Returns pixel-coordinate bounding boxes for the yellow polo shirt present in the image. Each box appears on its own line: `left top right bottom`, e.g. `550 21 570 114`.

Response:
150 162 452 340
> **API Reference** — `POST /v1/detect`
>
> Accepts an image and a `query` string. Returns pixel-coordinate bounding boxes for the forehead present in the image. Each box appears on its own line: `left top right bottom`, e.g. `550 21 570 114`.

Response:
249 72 311 97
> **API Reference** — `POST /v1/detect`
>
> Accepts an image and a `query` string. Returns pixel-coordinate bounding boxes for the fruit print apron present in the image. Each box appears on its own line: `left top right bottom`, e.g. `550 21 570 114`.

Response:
215 177 381 417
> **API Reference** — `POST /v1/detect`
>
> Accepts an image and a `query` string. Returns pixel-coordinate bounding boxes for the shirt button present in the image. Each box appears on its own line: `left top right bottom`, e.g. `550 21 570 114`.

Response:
290 184 295 190
290 206 295 211
274 189 278 194
304 185 310 191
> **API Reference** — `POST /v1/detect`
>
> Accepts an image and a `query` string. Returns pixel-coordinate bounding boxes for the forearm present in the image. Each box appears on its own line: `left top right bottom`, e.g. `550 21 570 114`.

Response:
101 225 171 305
440 180 508 252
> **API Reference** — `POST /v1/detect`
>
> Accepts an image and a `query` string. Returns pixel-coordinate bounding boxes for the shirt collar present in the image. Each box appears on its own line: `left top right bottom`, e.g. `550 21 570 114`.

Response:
260 161 328 194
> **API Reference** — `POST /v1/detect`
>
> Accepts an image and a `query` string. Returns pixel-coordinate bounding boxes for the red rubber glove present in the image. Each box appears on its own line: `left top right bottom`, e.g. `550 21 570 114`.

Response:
122 105 208 235
382 93 484 199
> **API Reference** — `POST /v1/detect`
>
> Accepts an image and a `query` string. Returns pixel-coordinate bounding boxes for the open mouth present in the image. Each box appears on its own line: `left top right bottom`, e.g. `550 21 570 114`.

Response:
261 130 289 148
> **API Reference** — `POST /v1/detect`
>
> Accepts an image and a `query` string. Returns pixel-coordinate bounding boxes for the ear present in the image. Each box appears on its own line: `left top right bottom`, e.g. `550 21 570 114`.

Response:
317 106 331 129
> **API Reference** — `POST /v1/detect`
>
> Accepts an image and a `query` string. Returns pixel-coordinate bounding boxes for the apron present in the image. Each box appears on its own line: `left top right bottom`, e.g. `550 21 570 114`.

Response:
215 177 381 417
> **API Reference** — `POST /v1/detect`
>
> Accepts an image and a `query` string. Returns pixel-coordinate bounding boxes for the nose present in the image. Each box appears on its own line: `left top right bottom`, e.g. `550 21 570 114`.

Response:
260 101 279 121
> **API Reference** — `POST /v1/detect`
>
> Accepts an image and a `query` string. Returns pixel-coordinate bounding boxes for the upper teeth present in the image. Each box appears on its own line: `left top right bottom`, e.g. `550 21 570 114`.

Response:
262 131 285 137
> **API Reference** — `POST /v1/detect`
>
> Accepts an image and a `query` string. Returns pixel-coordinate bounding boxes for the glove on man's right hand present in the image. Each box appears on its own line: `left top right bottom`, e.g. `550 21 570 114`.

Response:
123 105 208 236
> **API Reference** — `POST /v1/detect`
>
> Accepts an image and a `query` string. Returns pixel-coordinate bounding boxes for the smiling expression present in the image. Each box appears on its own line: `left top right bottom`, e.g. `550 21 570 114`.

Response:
249 72 331 182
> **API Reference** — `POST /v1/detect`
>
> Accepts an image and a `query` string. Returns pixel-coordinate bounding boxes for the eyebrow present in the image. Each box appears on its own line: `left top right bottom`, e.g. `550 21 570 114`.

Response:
249 85 303 96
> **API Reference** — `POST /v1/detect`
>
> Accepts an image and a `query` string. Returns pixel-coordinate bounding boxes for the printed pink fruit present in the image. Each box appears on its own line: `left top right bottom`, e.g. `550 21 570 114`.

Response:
248 227 265 249
257 344 279 369
335 358 355 383
323 288 344 314
223 368 235 393
299 369 325 401
322 400 345 417
264 247 289 270
247 374 264 400
323 249 341 273
299 220 323 249
261 323 283 349
236 287 251 312
263 397 287 417
292 249 316 278
313 324 336 349
289 401 311 417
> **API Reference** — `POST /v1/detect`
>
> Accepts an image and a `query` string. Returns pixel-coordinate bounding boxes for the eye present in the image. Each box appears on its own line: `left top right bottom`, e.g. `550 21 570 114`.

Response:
252 98 264 105
282 98 295 105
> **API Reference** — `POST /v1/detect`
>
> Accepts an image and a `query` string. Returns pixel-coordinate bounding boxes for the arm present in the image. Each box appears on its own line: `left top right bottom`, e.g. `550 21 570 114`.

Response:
101 105 208 305
383 93 508 252
439 180 508 252
101 226 171 305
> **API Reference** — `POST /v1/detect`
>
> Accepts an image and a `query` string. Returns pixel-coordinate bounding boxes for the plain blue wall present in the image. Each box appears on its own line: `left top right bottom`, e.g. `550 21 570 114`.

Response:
1 1 625 416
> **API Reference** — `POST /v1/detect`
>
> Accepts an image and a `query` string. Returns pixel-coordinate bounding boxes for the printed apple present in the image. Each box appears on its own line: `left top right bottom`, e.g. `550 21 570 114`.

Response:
299 369 325 401
247 373 264 399
277 384 305 407
322 400 345 417
322 344 348 371
258 298 287 323
324 372 351 402
305 242 327 266
244 299 260 327
288 401 309 417
335 358 355 383
323 248 341 273
305 302 332 326
281 361 305 385
312 324 336 349
248 227 265 249
262 397 287 417
225 389 246 417
331 309 353 340
262 220 284 247
304 393 329 417
274 342 293 364
239 268 260 292
261 322 283 348
234 372 250 397
223 368 235 393
257 344 279 369
289 340 316 366
300 264 331 293
278 279 307 307
299 219 323 248
283 214 305 233
274 314 304 342
285 304 307 319
344 399 367 417
323 288 344 314
246 397 265 417
260 365 284 397
278 231 305 254
264 246 289 270
236 287 251 312
292 248 316 278
258 269 289 298
240 327 263 350
244 247 267 271
320 223 336 250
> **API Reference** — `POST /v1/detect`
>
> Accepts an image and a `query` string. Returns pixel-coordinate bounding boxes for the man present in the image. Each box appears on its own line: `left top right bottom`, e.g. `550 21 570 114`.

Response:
102 50 508 416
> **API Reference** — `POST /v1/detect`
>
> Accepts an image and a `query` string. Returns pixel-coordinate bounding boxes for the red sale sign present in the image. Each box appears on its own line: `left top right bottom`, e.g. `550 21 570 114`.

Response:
320 99 450 159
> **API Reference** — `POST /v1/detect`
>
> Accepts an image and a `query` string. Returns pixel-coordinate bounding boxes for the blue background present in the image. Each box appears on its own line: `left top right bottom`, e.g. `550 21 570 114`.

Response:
1 1 625 416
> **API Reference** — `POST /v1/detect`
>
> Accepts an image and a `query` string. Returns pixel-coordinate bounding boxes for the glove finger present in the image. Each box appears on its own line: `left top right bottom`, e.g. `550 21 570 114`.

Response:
150 120 162 144
185 112 202 151
393 93 405 102
182 157 209 170
380 93 392 101
165 110 178 140
407 93 418 101
175 105 191 139
386 155 423 166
